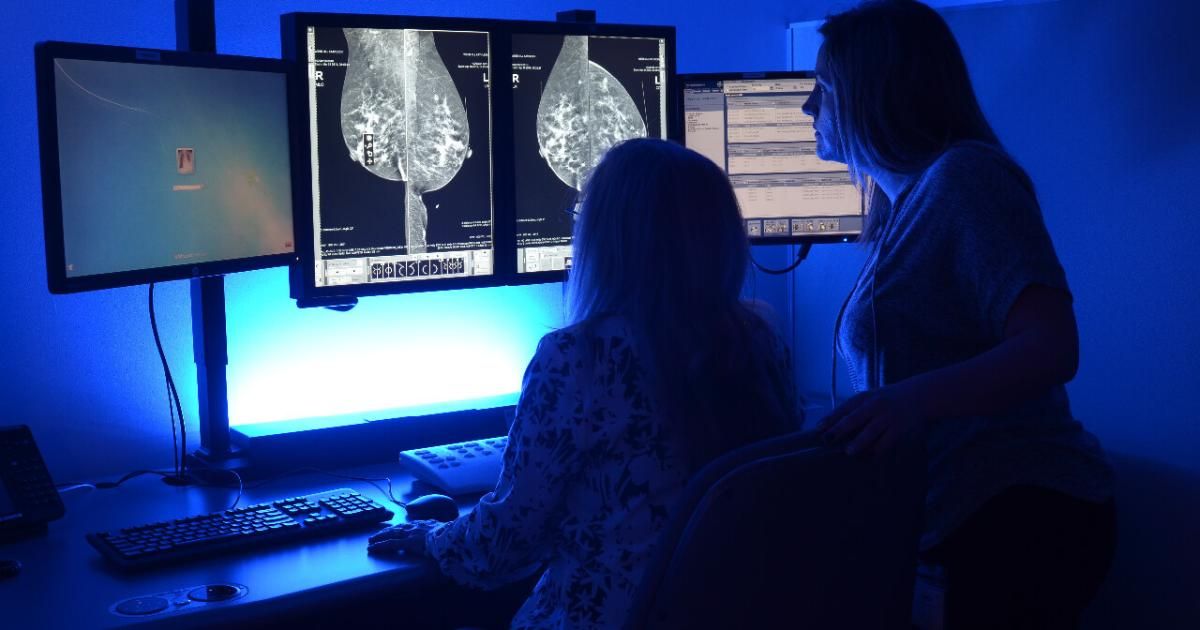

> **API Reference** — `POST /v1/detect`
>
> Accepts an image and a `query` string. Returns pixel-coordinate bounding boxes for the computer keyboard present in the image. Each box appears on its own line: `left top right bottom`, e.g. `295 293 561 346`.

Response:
86 488 393 570
399 436 508 495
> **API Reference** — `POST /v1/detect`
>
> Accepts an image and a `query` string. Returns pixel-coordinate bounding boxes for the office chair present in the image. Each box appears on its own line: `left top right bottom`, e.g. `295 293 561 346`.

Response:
626 430 925 630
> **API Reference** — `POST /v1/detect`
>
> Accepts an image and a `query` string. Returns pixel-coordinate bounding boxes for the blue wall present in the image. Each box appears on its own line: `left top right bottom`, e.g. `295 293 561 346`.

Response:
0 0 804 483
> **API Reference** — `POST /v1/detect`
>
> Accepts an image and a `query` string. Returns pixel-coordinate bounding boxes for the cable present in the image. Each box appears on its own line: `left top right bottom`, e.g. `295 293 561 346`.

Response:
149 283 188 480
58 464 408 519
789 243 798 422
150 285 179 478
164 371 179 478
831 238 879 410
751 242 813 275
88 469 172 489
58 466 243 510
235 467 407 508
192 468 245 511
55 483 96 494
831 192 904 409
198 467 404 513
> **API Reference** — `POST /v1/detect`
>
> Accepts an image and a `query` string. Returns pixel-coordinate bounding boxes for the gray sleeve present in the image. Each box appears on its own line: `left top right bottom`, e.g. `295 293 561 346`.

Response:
936 147 1070 338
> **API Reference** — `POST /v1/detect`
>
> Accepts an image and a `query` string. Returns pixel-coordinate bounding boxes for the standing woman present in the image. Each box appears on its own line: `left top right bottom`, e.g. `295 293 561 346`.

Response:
810 1 1115 628
368 138 799 629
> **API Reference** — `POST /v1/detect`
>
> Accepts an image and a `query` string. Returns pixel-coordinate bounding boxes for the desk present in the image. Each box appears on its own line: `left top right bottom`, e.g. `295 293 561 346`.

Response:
0 462 527 628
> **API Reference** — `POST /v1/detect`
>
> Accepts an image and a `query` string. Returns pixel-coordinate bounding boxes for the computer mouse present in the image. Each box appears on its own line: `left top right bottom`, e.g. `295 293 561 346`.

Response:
403 494 459 522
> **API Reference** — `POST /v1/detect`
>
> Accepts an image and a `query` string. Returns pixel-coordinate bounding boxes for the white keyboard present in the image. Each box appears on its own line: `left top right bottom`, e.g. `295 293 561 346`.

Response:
399 436 508 495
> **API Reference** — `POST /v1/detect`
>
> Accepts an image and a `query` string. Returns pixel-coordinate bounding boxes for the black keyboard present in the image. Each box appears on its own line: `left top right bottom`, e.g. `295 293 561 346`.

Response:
87 488 393 570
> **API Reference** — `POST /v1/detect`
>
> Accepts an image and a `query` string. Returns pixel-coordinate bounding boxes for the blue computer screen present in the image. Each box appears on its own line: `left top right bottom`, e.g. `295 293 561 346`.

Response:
52 58 294 278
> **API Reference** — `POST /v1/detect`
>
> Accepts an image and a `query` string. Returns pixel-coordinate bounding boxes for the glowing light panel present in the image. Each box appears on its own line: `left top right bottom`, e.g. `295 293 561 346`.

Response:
223 268 564 427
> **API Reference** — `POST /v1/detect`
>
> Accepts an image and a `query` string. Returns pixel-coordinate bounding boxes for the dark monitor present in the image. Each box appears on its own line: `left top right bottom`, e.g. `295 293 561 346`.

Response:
282 13 676 302
511 26 674 277
35 42 295 294
679 72 864 244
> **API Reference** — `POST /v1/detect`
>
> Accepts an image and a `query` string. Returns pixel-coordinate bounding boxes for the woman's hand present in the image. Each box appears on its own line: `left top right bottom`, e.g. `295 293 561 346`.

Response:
367 520 442 556
817 383 928 455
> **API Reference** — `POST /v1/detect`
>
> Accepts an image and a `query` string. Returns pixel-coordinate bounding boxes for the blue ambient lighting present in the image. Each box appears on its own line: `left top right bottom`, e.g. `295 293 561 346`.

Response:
221 268 564 427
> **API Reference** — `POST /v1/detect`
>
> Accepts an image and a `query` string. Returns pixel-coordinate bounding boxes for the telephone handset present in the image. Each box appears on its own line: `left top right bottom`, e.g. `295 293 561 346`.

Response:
0 425 65 541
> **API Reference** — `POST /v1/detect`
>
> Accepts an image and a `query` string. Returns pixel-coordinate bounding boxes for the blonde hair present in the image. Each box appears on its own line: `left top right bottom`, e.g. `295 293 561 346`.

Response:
566 138 795 469
819 0 1002 240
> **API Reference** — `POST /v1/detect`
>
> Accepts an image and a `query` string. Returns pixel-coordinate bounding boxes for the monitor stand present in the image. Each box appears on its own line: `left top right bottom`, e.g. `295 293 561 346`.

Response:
174 0 246 475
186 274 250 474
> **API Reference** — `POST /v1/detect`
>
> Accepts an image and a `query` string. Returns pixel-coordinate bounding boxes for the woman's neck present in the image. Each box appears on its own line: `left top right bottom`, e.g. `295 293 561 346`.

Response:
864 167 913 204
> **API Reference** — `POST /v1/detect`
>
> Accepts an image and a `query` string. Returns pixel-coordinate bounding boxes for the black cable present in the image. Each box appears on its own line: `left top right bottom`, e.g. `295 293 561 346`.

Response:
149 285 180 478
790 243 800 424
164 371 179 478
149 283 188 480
59 464 410 523
237 467 406 507
187 467 245 511
57 467 243 510
751 242 813 275
93 469 170 489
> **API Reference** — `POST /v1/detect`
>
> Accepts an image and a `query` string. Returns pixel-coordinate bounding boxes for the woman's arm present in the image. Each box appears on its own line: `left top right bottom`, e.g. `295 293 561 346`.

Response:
420 334 587 588
819 283 1078 454
368 334 588 587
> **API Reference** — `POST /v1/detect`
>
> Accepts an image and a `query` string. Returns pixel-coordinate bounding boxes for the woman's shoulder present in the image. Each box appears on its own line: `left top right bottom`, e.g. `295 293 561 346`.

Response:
905 141 1036 218
925 141 1031 192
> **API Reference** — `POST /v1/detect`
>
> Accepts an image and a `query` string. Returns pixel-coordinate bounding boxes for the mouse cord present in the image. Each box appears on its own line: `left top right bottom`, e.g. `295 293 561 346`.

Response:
236 467 405 508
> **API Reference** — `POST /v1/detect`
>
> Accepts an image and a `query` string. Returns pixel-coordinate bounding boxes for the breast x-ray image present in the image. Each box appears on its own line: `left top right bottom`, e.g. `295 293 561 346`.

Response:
307 27 492 263
535 36 648 190
512 33 666 265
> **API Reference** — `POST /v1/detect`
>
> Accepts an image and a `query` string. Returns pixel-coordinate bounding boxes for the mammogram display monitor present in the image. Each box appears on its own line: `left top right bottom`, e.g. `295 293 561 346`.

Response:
512 31 670 274
297 21 494 291
680 73 864 243
35 42 295 293
284 14 676 299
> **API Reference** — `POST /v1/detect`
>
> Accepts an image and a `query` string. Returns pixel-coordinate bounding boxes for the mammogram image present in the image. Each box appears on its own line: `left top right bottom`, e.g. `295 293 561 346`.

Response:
535 36 646 190
339 28 472 254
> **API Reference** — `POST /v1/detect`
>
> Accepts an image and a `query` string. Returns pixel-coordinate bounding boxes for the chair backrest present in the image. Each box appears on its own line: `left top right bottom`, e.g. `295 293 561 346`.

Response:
626 430 925 630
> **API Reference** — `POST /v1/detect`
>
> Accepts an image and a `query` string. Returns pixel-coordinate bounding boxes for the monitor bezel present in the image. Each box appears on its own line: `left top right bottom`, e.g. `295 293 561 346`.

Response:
281 13 678 301
677 70 866 246
34 41 297 295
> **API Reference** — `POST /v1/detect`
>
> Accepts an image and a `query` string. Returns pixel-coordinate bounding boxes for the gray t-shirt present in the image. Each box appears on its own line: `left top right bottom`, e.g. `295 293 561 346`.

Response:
839 141 1113 550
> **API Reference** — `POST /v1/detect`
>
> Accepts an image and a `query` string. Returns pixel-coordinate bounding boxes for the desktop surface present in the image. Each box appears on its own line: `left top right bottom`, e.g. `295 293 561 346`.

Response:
0 462 479 628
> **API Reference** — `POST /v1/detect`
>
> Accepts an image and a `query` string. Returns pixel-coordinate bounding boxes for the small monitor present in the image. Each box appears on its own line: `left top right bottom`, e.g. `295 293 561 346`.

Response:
35 42 295 293
511 27 673 275
679 72 864 244
285 14 497 299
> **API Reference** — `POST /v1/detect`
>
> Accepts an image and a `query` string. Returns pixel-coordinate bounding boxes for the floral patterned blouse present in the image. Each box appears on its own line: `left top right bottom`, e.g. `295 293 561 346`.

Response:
423 316 792 629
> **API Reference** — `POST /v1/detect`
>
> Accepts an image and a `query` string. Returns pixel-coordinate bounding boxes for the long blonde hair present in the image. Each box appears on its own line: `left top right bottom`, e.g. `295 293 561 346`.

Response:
566 138 795 470
819 0 1003 240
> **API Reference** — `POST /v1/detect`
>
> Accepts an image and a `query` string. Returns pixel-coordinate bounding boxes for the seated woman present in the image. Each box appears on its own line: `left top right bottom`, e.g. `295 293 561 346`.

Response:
368 138 800 628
